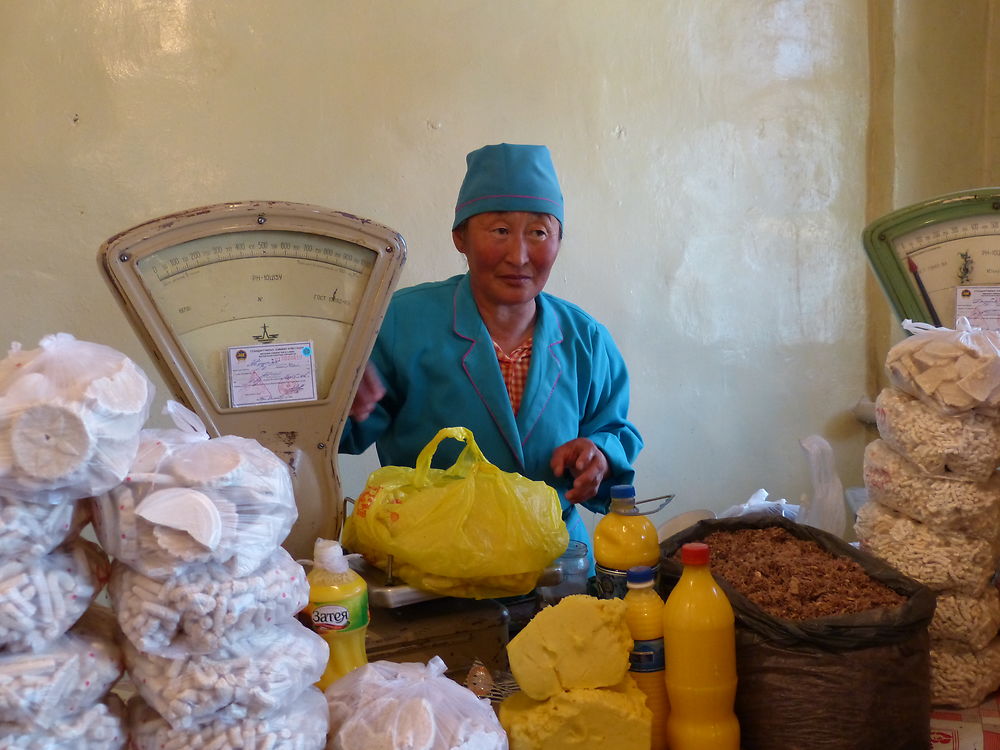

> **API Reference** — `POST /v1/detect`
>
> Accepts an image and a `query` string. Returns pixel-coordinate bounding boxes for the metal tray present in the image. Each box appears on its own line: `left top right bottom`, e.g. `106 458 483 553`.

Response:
350 556 562 609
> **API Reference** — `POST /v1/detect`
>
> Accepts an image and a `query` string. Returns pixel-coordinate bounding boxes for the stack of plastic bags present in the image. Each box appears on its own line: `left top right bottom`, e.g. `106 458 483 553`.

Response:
855 319 1000 707
0 333 155 748
92 400 329 749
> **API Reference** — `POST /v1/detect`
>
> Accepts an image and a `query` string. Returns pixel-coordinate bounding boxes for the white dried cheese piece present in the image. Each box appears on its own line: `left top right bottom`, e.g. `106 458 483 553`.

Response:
11 403 93 480
167 440 243 486
85 359 150 417
393 697 436 750
912 363 952 395
136 487 222 550
959 356 1000 402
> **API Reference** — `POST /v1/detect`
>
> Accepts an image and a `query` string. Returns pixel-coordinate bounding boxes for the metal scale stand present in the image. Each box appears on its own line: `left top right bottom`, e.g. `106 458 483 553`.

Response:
99 201 510 675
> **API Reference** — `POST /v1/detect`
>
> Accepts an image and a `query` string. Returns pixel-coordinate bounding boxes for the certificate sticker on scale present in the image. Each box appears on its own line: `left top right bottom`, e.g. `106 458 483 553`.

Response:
956 286 1000 331
227 341 317 408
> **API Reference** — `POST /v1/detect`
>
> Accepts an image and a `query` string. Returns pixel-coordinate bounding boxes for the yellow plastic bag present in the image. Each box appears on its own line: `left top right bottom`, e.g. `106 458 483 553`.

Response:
342 426 569 599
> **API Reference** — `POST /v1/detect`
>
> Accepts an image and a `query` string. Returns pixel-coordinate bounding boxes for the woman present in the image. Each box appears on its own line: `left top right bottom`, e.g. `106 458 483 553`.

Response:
340 142 643 573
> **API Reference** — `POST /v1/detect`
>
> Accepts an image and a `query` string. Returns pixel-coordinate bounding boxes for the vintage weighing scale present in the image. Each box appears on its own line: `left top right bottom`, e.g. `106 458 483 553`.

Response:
863 187 1000 328
98 201 510 673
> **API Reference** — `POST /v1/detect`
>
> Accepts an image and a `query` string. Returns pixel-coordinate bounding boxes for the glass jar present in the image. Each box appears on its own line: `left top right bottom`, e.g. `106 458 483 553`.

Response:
536 540 590 606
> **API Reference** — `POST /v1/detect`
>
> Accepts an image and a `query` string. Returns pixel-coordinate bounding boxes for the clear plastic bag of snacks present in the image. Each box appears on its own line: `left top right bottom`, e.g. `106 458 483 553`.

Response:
127 687 328 750
0 333 152 503
92 401 297 579
0 607 122 728
0 538 109 653
0 695 126 750
110 547 309 657
124 620 327 730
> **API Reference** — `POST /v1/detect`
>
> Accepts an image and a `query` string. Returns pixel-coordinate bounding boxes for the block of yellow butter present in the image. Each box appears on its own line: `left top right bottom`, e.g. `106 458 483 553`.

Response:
506 594 631 700
499 676 652 750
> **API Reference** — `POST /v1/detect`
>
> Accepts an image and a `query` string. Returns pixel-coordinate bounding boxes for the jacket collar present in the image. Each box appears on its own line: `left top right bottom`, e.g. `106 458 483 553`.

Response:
451 274 563 461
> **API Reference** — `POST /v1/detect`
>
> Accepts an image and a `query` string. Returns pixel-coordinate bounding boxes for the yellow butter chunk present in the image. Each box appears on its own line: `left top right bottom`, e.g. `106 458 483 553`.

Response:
500 677 652 750
507 594 631 700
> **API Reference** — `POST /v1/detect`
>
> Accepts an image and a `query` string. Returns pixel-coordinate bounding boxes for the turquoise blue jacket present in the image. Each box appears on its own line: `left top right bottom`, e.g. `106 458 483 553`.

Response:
340 273 643 572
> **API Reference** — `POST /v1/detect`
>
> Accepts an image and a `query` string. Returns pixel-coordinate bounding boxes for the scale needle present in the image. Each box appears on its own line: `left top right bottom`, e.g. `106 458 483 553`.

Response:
907 256 942 327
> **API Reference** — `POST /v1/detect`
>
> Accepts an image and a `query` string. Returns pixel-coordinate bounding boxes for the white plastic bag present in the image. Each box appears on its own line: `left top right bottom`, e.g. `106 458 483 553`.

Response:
124 620 328 730
0 333 153 502
886 318 1000 416
0 538 109 653
797 434 847 537
325 657 508 750
109 547 309 657
717 489 800 520
0 606 122 728
0 494 87 558
875 386 1000 482
92 401 297 578
127 686 328 750
0 695 126 750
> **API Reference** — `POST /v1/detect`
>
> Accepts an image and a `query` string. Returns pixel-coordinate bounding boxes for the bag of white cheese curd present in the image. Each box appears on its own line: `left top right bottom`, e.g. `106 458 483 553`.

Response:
109 546 309 657
0 538 109 653
127 686 328 750
0 606 123 729
0 492 89 558
92 401 298 579
886 318 1000 416
0 333 153 503
123 619 328 730
325 656 507 750
0 695 127 750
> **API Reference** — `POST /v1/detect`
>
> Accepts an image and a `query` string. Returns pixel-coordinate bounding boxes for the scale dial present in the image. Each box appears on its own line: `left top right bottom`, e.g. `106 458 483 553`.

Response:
100 202 405 559
134 230 375 409
864 189 1000 326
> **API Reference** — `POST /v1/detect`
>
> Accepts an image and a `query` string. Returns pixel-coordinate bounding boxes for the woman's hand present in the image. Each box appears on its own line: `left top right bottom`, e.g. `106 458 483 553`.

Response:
550 438 609 504
349 361 386 421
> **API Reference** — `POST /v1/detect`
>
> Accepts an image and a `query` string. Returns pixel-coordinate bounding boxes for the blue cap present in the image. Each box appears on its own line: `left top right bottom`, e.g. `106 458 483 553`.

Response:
453 143 564 230
610 485 636 499
626 565 655 585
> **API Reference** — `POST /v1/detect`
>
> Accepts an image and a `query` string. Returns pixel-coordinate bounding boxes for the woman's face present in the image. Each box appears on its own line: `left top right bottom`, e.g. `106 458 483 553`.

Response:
453 211 561 309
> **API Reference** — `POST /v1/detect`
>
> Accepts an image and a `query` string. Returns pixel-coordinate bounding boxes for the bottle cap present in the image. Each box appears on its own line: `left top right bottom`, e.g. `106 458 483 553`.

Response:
314 538 349 573
610 484 636 499
680 542 710 565
609 484 638 515
626 565 655 587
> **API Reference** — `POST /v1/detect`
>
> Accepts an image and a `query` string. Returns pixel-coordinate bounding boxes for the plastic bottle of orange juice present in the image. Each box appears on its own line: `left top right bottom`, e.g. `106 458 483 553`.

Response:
593 485 660 599
662 542 740 750
624 565 669 750
305 538 369 690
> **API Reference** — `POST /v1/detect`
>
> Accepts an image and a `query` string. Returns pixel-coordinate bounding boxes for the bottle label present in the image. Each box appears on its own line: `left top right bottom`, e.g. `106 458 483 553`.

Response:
594 562 659 599
629 637 665 673
310 591 369 633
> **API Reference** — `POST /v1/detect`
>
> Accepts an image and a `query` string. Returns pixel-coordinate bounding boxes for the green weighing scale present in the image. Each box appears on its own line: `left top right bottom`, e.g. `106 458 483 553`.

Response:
863 187 1000 328
99 201 510 674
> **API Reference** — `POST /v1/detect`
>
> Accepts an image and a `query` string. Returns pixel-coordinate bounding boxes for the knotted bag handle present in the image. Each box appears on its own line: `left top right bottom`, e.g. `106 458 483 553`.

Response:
412 426 495 487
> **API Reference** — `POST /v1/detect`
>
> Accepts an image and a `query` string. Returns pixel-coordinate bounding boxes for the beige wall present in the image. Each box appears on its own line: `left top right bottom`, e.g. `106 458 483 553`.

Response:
892 0 995 206
1 0 963 535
